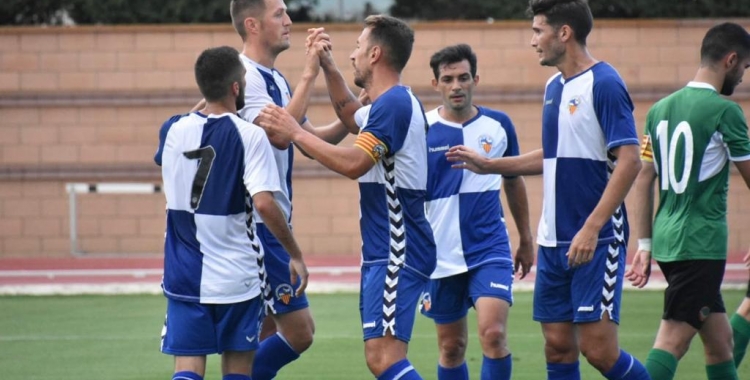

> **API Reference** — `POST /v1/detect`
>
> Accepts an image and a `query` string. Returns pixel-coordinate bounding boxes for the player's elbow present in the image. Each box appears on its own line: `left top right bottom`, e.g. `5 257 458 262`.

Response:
252 192 279 220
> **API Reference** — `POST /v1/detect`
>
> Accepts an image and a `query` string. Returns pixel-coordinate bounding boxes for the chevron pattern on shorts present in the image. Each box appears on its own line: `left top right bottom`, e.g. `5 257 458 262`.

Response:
601 150 625 318
245 194 275 315
381 155 405 336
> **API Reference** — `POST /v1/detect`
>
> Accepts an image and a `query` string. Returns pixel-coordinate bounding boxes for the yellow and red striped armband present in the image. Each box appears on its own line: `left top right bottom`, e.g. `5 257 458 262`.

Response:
640 134 653 162
354 132 388 162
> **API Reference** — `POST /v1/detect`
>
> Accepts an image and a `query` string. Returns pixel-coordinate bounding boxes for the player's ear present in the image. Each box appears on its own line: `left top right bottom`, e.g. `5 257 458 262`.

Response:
245 17 259 35
725 51 739 70
369 45 381 65
558 25 572 43
232 81 241 97
473 73 480 86
431 77 438 90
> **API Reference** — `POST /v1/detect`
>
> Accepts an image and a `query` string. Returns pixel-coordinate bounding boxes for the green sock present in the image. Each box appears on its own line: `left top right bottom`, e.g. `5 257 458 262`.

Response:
645 348 678 380
730 313 750 367
706 360 739 380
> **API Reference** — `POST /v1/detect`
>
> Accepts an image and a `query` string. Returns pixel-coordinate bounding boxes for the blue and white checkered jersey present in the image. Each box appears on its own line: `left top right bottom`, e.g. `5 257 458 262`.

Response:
238 55 305 225
539 62 639 247
353 86 437 277
154 112 281 304
425 106 520 279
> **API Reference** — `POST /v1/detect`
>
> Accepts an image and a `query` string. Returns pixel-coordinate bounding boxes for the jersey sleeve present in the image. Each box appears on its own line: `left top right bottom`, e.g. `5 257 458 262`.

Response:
360 93 410 155
154 114 185 166
719 104 750 162
238 68 273 124
498 113 520 179
593 75 639 150
241 127 282 197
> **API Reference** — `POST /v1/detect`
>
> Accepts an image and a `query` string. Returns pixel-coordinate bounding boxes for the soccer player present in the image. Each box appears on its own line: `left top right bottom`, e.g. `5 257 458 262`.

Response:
421 43 534 380
225 1 354 378
154 46 308 380
257 15 436 380
626 22 750 380
732 248 750 368
446 1 650 379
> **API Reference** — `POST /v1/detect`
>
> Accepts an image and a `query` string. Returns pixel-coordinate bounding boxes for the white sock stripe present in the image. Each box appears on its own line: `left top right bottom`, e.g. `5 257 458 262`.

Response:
392 365 415 380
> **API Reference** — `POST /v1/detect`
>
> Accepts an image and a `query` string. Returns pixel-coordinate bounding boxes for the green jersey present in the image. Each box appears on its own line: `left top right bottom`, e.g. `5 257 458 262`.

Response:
641 82 750 261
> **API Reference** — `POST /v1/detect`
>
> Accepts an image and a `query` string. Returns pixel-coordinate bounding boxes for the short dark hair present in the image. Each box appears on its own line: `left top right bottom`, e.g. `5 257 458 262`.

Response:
429 44 478 80
527 0 593 46
194 46 244 102
364 15 414 73
701 22 750 65
230 0 265 42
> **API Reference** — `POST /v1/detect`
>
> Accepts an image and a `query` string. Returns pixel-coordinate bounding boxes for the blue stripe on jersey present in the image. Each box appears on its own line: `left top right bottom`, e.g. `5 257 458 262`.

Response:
553 157 611 243
359 183 435 274
542 77 563 159
163 209 202 301
426 123 463 201
458 190 510 250
155 113 191 166
194 117 247 216
592 67 639 149
363 87 413 153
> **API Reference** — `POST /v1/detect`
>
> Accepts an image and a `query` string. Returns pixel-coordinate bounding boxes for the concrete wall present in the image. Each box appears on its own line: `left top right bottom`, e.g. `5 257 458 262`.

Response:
1 20 749 257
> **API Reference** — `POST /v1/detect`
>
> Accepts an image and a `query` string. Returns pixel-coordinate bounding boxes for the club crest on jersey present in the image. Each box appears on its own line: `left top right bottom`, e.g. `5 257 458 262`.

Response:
568 96 582 114
275 284 294 305
419 292 432 312
478 135 493 154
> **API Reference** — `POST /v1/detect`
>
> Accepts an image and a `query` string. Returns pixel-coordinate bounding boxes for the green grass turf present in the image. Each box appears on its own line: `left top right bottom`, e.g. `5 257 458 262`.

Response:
0 290 748 379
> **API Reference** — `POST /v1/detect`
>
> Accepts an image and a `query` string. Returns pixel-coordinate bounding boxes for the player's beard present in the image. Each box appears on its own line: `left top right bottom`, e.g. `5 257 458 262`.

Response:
540 41 565 67
720 66 742 96
353 67 372 89
235 82 246 111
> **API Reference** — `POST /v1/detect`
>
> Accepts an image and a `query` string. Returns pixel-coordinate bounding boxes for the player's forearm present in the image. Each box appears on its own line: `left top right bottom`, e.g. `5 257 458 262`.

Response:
321 64 361 129
487 150 544 176
302 119 352 145
585 146 642 230
633 164 657 239
504 177 534 244
292 128 369 179
286 74 316 123
253 194 303 261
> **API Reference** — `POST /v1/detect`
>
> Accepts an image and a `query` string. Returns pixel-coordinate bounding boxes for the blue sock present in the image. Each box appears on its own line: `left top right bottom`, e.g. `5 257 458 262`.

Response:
547 361 581 380
438 362 468 380
173 372 203 380
482 355 511 380
251 333 300 380
603 350 650 380
223 375 251 380
377 359 422 380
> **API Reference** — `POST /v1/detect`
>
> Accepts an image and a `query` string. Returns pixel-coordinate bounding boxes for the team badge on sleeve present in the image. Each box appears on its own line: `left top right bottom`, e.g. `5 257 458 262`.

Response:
275 284 294 305
478 135 494 154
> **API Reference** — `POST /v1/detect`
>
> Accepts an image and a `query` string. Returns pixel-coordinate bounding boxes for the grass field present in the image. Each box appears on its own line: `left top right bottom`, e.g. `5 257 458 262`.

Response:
1 290 748 379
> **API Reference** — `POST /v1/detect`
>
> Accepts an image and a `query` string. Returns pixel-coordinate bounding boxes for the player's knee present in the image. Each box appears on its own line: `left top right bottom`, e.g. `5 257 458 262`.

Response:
287 322 315 353
365 349 391 375
478 324 507 349
544 337 578 363
580 342 619 372
438 335 467 366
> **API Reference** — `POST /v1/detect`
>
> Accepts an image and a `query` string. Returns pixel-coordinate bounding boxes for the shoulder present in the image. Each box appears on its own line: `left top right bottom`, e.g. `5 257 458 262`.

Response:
591 62 627 87
425 107 441 126
478 106 512 125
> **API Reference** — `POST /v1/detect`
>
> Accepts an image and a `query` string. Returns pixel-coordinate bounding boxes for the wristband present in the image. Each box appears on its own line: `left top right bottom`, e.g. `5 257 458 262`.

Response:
637 238 652 251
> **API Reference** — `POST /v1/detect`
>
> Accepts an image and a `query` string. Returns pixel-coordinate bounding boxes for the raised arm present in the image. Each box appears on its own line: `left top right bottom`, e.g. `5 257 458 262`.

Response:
315 39 362 130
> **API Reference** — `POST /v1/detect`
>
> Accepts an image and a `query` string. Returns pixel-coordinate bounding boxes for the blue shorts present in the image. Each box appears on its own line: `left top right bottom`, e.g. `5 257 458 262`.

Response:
421 260 514 324
257 223 309 315
360 264 428 343
533 242 626 324
160 296 263 356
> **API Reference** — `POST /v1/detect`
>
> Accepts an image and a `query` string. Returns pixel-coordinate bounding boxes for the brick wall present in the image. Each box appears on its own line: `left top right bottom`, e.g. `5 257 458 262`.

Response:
1 20 749 257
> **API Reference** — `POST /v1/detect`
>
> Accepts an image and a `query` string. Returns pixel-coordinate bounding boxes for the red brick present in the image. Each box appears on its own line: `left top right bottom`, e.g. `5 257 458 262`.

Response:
1 146 40 165
20 72 58 91
117 52 155 70
155 52 196 71
79 145 118 163
2 108 39 124
117 106 159 123
330 216 359 234
21 34 59 52
100 218 138 236
1 52 39 71
41 199 68 217
79 237 118 253
599 28 639 46
41 145 78 163
96 34 136 51
116 145 159 163
0 183 23 198
620 46 660 65
174 32 213 51
0 35 20 51
4 237 41 254
41 108 79 124
311 235 352 255
79 52 117 71
293 216 331 234
413 30 445 49
78 197 118 216
23 218 61 237
96 125 135 143
59 73 98 91
638 27 678 45
136 33 174 51
40 52 79 71
638 65 678 86
73 217 101 237
97 72 136 90
139 217 166 235
79 108 118 124
42 238 69 254
0 72 20 91
119 237 163 253
59 34 95 51
135 71 173 90
212 31 238 47
59 126 97 144
3 199 41 217
21 182 63 197
21 127 59 145
0 219 22 237
0 125 20 144
482 28 524 47
172 70 197 90
118 197 163 216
